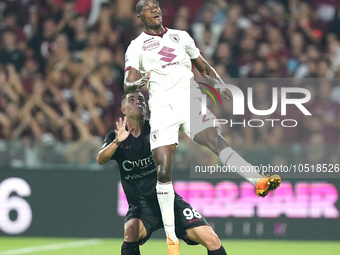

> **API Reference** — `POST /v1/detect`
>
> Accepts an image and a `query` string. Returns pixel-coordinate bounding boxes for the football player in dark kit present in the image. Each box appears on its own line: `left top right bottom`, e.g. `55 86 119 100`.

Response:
97 92 227 255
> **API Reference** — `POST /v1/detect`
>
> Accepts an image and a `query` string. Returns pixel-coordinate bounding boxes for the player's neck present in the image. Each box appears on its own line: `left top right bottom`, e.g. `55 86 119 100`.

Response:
127 118 145 138
144 25 166 36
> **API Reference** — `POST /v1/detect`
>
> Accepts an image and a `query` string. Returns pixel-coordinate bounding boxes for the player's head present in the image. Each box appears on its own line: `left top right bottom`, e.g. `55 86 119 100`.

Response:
121 92 146 119
136 0 162 28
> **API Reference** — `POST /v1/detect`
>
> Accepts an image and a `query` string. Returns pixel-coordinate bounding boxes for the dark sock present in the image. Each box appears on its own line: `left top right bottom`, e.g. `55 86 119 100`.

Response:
208 245 227 255
121 241 140 255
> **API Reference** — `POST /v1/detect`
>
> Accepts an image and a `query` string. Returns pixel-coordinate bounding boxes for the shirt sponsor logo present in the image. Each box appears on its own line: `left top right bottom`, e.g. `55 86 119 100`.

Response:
162 61 179 69
122 154 154 171
158 46 176 62
142 40 161 51
125 168 156 180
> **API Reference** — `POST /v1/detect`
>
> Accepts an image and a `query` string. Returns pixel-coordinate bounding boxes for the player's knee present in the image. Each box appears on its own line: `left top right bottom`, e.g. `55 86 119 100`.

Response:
205 233 221 251
156 164 172 182
124 223 140 242
157 168 171 182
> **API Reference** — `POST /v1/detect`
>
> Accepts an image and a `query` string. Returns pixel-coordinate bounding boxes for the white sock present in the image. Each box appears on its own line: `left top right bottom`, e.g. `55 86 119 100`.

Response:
156 181 178 242
219 147 261 186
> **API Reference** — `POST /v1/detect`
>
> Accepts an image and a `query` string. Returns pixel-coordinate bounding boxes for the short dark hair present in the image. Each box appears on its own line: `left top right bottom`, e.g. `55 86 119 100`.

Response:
121 93 128 106
121 92 145 106
136 0 159 15
136 0 146 15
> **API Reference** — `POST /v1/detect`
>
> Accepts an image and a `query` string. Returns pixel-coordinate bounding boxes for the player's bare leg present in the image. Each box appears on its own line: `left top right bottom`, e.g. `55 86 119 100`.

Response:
122 219 147 255
186 226 227 255
193 127 281 197
153 144 180 255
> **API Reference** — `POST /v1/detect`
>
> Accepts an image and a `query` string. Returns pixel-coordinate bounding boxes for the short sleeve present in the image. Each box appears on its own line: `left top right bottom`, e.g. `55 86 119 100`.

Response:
183 31 200 59
125 42 140 72
100 130 115 148
100 130 117 160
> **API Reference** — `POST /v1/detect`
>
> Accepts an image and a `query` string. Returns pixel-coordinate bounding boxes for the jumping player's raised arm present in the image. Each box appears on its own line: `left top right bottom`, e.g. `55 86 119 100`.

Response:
191 55 233 100
124 68 151 93
96 117 134 165
124 42 150 93
181 30 232 100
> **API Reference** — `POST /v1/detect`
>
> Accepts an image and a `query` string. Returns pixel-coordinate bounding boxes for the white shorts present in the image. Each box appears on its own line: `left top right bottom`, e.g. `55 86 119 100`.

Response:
149 98 220 151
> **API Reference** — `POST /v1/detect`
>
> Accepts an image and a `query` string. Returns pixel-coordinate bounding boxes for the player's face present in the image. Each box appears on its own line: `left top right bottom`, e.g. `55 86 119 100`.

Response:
123 92 146 118
140 0 162 27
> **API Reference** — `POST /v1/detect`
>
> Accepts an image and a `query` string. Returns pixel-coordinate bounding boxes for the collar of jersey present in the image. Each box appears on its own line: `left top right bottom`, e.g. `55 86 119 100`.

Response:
143 27 168 38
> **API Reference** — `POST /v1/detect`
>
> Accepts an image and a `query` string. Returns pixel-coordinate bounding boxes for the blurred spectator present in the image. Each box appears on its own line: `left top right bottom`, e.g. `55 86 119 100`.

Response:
0 30 26 71
235 36 256 77
89 64 124 129
81 30 113 67
329 6 340 38
226 4 252 30
0 9 27 50
54 0 91 16
0 0 38 29
20 58 42 93
49 33 70 67
28 19 57 70
294 44 320 78
172 5 191 35
328 39 340 72
180 0 204 23
289 1 324 44
317 58 333 78
53 0 78 39
192 8 225 58
69 15 88 52
213 42 239 77
308 80 340 144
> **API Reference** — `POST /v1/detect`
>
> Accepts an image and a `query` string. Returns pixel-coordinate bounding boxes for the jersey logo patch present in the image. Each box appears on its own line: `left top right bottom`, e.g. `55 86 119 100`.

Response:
158 46 176 62
151 130 159 142
170 34 180 43
142 40 160 51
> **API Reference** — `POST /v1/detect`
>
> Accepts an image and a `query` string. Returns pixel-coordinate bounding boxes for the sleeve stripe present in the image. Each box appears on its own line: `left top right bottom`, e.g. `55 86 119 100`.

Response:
124 66 131 72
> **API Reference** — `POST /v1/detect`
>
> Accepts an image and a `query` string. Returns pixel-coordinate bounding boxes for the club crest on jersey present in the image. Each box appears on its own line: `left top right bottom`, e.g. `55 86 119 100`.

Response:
170 34 180 43
151 130 159 142
142 40 161 51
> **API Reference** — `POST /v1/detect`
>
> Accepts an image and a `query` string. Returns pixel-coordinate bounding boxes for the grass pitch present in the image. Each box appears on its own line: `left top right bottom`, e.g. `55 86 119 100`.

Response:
0 238 339 255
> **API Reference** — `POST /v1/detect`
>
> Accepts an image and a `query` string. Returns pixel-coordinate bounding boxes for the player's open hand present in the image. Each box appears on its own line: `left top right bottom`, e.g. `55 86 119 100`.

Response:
115 117 135 143
221 88 233 100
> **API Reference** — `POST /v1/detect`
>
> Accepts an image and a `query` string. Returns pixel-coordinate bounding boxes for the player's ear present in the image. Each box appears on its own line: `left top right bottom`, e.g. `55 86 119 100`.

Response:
121 106 126 115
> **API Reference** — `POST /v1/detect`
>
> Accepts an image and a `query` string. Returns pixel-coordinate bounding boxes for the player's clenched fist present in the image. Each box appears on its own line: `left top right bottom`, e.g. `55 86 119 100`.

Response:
124 72 150 93
220 88 233 100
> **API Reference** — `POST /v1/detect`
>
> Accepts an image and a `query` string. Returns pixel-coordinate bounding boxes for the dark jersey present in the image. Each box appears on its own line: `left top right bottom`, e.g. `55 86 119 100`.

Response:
102 121 159 208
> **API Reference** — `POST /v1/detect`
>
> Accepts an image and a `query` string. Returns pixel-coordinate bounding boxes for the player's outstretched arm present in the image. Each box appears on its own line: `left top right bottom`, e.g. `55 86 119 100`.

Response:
191 55 233 100
124 67 150 93
96 117 135 165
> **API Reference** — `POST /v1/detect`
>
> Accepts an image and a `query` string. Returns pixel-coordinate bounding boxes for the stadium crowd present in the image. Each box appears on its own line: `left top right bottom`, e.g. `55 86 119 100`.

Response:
0 0 339 169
